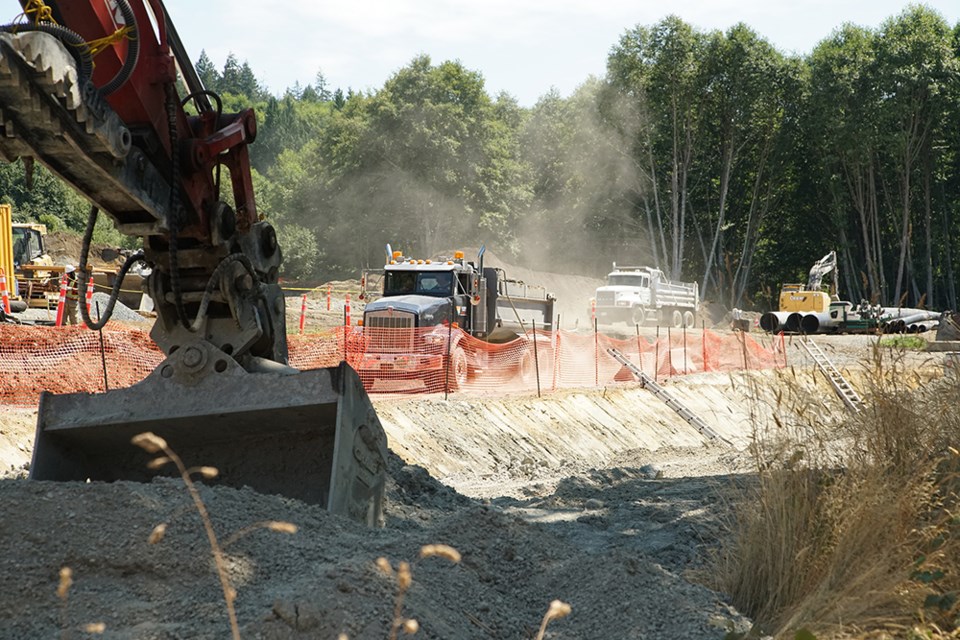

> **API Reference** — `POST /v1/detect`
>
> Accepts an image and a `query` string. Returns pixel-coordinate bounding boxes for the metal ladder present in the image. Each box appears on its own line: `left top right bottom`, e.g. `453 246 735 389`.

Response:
607 348 731 445
799 338 863 413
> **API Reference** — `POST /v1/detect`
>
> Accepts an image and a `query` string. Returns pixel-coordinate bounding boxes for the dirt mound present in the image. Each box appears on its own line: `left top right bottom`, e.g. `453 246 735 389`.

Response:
44 230 126 270
0 375 771 638
0 466 749 639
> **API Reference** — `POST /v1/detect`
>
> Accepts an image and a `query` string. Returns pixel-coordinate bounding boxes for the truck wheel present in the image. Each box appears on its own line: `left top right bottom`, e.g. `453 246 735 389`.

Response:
448 347 468 391
683 310 695 328
518 347 538 384
671 310 683 329
631 307 646 326
9 299 27 313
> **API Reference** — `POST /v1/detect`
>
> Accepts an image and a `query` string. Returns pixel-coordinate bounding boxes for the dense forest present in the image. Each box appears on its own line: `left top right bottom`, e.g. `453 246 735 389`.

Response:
2 6 959 312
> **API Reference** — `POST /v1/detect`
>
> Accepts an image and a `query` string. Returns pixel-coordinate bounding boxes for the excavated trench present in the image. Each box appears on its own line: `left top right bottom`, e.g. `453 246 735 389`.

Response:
0 337 943 639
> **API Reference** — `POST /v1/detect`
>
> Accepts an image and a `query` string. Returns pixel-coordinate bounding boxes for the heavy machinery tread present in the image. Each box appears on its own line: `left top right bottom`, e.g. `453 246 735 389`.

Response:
0 32 166 230
1 33 87 126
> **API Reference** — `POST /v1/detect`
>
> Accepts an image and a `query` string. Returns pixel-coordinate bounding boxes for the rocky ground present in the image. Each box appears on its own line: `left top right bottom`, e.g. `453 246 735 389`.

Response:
0 329 942 639
1 244 948 639
0 391 759 640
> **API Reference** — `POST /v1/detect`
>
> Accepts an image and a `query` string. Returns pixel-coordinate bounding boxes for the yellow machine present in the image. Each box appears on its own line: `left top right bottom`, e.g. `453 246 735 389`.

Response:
778 251 838 313
0 203 61 311
778 284 831 313
761 251 839 333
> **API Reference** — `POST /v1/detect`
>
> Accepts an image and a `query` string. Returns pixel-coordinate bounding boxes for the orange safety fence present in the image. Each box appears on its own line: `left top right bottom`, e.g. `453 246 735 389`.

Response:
0 324 786 407
0 324 163 406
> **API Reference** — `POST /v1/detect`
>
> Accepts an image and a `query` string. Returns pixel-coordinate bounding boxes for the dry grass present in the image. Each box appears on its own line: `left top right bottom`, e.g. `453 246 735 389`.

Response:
362 544 569 639
713 346 960 639
132 432 297 640
370 544 463 639
56 566 106 638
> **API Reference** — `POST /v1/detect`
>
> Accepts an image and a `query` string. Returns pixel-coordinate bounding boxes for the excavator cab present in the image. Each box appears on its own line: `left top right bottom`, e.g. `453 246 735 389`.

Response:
0 2 388 524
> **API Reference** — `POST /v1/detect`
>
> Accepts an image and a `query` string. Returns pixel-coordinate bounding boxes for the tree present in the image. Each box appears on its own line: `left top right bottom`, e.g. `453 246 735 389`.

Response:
807 24 885 303
608 17 706 281
283 55 527 275
314 70 332 101
873 6 957 306
696 24 792 306
196 50 220 91
0 160 89 229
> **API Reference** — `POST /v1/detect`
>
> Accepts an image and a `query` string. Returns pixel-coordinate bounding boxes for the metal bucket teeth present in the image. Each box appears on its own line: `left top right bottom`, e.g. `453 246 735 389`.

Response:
0 31 166 232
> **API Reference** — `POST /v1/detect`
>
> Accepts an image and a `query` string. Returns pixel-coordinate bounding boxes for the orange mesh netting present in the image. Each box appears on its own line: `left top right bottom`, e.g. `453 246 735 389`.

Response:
1 324 785 406
0 324 163 406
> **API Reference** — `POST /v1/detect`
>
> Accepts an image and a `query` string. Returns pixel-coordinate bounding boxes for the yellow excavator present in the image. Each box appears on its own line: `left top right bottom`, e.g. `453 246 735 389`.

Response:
0 0 386 524
0 203 59 312
760 251 838 334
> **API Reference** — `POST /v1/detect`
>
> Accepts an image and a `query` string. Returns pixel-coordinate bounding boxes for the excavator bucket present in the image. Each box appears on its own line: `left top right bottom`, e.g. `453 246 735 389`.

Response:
30 343 388 526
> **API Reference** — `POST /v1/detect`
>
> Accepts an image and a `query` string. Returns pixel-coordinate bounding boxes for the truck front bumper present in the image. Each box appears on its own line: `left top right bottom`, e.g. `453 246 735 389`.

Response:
357 353 444 373
596 306 632 323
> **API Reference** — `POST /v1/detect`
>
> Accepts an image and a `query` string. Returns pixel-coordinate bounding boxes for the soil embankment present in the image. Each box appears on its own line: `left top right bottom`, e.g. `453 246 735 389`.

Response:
0 365 854 639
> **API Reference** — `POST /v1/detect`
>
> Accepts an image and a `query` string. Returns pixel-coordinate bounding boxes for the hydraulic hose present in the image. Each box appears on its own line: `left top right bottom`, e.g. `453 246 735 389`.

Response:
98 0 139 96
77 205 148 331
188 253 261 334
180 89 222 116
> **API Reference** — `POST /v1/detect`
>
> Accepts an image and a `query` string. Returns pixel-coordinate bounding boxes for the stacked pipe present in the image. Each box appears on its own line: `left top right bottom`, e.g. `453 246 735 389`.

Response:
763 304 943 335
799 312 837 335
880 309 941 334
759 311 791 333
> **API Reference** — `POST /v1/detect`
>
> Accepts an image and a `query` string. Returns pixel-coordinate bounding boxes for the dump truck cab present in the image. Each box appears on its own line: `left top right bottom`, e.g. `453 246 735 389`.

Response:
376 261 468 330
359 250 556 391
595 264 699 328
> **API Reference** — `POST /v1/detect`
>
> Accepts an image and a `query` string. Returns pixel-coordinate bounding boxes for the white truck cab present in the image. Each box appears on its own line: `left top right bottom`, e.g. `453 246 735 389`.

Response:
594 264 699 328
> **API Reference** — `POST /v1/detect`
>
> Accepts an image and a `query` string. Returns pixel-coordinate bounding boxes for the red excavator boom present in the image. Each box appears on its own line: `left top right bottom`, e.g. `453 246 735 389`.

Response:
0 0 386 524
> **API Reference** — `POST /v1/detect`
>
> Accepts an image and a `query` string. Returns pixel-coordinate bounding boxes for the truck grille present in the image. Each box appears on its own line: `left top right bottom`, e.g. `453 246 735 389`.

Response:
596 291 615 306
365 311 415 352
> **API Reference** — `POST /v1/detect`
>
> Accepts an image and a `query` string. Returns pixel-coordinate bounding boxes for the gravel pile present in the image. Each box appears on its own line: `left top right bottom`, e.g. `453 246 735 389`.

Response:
0 454 752 639
10 292 148 325
89 291 149 324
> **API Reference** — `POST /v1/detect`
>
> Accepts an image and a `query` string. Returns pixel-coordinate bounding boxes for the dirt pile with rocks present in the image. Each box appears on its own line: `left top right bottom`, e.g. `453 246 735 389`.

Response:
1 238 946 638
43 230 126 271
0 372 775 640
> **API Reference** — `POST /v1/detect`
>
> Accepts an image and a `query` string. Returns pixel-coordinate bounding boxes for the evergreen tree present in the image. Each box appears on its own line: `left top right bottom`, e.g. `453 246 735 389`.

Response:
195 50 220 92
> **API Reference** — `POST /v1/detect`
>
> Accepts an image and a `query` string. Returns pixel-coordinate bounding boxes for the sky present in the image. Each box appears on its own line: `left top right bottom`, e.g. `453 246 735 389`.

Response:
163 1 960 106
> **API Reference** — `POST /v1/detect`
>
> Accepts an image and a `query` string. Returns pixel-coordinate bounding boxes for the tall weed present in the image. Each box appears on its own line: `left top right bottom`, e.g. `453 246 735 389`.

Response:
714 347 960 638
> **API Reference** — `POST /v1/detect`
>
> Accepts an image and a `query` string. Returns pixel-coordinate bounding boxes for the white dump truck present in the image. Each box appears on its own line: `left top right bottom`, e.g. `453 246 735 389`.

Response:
594 264 699 328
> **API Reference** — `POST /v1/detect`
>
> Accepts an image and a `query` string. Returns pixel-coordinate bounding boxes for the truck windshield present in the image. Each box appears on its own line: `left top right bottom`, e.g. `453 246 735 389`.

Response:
384 271 454 296
608 274 646 287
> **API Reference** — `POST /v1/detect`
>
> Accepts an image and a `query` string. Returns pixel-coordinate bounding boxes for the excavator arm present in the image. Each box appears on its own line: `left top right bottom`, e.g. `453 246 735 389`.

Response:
0 0 386 524
0 0 282 361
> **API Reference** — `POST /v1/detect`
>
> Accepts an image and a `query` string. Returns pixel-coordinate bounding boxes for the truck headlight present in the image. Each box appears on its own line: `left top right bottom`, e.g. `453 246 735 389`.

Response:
423 333 446 344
